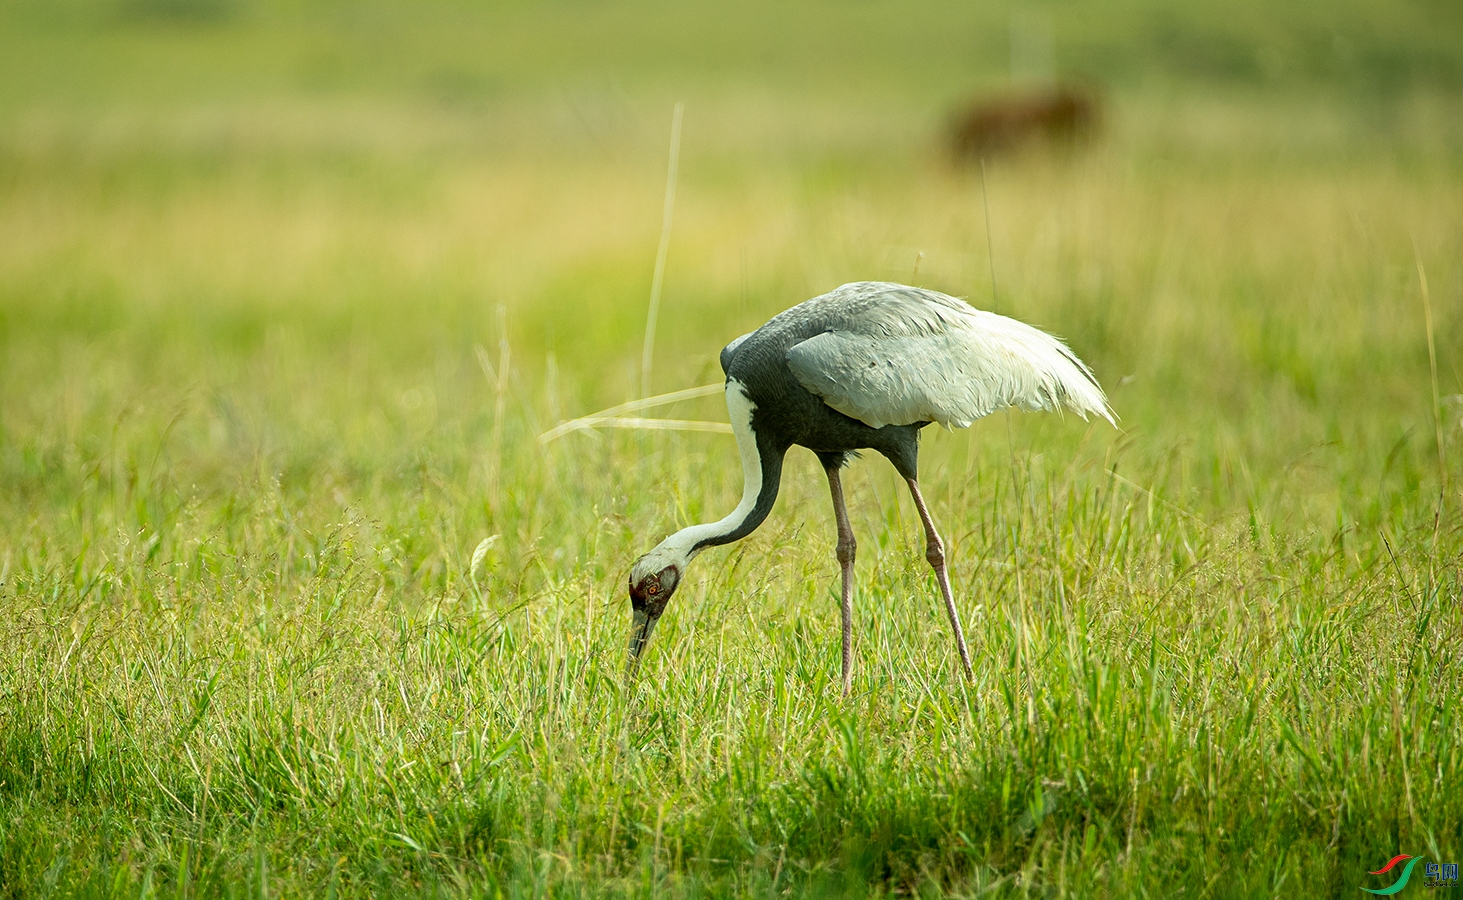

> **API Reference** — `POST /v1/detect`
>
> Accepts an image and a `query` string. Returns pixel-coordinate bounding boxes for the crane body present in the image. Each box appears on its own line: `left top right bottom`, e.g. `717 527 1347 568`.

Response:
628 281 1114 693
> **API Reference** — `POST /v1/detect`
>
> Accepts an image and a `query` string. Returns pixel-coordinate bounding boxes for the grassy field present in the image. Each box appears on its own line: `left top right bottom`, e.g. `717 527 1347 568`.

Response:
2 1 1462 896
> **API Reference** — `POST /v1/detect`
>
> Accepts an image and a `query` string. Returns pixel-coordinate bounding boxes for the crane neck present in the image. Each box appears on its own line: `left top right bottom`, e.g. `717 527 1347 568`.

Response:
657 380 784 560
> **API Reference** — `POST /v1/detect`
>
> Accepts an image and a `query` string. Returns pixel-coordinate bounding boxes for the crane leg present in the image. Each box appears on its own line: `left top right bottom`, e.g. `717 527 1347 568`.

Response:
906 478 974 680
825 465 857 696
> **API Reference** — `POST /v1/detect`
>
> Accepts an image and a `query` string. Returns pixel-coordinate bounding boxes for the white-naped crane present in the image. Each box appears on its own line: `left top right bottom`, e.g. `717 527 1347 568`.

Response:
627 282 1115 694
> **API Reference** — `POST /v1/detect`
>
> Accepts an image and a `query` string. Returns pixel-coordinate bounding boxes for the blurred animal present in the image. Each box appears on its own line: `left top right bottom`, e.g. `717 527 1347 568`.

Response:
626 282 1115 695
949 86 1100 160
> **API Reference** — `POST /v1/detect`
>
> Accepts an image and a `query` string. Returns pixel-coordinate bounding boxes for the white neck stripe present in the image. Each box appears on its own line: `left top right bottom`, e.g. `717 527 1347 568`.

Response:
660 379 761 559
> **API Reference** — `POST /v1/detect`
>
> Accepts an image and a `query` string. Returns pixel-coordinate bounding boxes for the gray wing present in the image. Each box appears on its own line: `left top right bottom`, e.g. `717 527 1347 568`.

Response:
785 283 1114 429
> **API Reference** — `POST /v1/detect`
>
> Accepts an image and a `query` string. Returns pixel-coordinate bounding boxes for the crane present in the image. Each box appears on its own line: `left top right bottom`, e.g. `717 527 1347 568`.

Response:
627 282 1115 694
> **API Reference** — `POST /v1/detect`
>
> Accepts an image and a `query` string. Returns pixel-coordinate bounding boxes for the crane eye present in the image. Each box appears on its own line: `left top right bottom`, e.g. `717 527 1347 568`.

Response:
645 583 660 595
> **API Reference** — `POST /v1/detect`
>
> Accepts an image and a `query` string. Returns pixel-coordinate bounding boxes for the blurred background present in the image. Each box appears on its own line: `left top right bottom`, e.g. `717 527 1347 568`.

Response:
1 0 1460 539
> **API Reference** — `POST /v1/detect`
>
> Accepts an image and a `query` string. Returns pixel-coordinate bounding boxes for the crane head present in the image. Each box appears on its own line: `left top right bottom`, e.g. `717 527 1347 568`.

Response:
626 548 685 667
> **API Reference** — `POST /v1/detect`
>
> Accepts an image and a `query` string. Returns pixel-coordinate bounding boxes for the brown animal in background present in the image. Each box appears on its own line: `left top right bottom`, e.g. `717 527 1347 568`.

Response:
948 85 1100 160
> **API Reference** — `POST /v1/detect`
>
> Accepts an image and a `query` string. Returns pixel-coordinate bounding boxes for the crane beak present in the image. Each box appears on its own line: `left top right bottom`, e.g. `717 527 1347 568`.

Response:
627 608 659 670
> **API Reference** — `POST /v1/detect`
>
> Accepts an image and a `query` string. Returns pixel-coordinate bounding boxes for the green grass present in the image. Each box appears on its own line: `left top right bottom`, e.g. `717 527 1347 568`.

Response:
1 1 1462 896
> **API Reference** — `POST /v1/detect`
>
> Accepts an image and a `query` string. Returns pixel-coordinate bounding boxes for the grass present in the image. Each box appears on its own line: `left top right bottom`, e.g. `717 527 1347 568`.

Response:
1 1 1462 896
